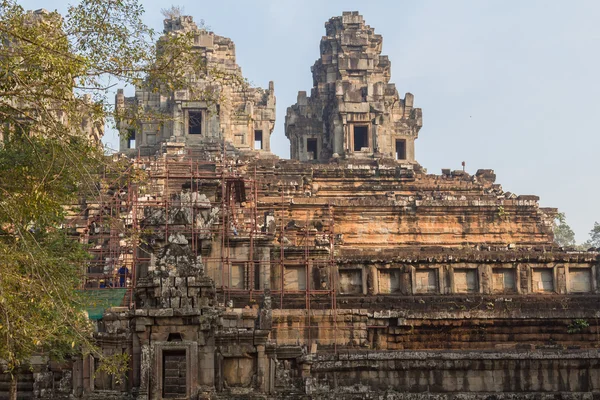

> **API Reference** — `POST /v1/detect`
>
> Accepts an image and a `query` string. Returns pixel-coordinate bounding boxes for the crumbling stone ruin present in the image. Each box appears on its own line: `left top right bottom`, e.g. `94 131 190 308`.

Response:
117 15 276 156
2 11 600 400
286 12 422 162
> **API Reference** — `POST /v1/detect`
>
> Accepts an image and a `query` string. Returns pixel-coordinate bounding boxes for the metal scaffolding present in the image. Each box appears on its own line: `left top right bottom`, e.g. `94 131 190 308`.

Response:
75 146 340 348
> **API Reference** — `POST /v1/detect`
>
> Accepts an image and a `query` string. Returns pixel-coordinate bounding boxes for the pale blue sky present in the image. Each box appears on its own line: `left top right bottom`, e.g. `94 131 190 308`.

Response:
20 0 600 243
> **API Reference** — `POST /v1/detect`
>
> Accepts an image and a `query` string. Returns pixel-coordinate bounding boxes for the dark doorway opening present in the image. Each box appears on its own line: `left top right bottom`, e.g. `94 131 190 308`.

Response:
307 138 318 160
353 126 368 152
188 111 202 135
163 350 186 398
254 261 261 290
395 139 406 160
127 129 136 149
254 130 263 150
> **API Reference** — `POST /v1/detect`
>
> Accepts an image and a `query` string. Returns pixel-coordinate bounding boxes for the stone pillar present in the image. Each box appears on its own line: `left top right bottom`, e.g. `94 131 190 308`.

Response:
215 351 223 392
137 344 151 398
72 357 83 397
173 103 183 139
140 123 147 147
369 265 378 295
371 122 378 153
335 119 345 156
82 354 92 395
256 345 267 392
407 137 416 163
131 323 142 388
261 248 271 290
198 337 215 386
268 357 276 393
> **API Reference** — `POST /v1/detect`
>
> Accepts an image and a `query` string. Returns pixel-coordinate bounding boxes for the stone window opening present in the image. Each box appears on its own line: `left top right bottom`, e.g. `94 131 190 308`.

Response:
188 111 202 135
395 139 406 160
414 269 438 294
492 269 517 293
254 130 263 150
353 125 369 152
307 138 318 160
284 265 307 291
230 263 247 289
532 268 554 293
454 269 478 293
339 268 363 294
379 269 401 294
569 268 592 293
127 129 136 149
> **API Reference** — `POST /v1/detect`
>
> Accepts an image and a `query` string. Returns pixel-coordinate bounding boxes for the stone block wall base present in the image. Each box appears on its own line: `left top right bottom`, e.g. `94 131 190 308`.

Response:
262 393 599 400
84 390 133 400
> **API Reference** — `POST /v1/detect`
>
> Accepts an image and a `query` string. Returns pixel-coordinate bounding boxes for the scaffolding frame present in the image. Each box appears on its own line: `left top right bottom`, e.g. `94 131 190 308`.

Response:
75 145 340 349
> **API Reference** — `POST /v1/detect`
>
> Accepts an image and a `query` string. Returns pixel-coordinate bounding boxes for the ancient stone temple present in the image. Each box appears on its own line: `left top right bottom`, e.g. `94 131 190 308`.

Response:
117 15 276 156
2 11 600 400
285 12 422 162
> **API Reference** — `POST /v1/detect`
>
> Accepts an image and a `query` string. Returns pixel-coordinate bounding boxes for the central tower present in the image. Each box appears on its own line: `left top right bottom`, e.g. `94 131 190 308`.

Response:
285 12 422 162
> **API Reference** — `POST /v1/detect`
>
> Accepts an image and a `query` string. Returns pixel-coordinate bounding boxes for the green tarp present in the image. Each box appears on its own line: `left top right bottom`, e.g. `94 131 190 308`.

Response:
81 289 127 320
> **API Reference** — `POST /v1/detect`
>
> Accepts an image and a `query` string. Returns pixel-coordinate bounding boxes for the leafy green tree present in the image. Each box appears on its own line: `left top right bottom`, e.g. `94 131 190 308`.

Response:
0 1 205 398
587 221 600 248
553 212 576 247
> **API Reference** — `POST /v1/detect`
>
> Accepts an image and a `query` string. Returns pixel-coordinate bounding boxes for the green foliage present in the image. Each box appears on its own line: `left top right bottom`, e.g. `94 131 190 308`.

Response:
567 319 589 334
94 352 130 385
553 212 576 247
0 0 212 388
0 230 91 364
587 221 600 248
497 205 507 220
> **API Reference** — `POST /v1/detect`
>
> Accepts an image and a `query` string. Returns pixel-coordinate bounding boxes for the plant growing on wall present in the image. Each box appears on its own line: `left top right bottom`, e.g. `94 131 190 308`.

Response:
567 319 589 334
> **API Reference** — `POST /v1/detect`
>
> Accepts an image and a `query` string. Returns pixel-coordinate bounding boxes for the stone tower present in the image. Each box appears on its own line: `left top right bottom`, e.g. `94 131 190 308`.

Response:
285 12 422 162
116 15 276 156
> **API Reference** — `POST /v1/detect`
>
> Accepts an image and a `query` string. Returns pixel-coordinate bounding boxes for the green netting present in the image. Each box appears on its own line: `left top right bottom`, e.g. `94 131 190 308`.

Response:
81 289 127 320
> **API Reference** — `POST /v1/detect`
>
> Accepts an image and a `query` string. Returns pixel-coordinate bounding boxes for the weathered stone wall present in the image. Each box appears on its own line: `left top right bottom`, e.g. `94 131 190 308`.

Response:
307 350 600 396
270 294 600 348
249 159 556 249
43 142 596 400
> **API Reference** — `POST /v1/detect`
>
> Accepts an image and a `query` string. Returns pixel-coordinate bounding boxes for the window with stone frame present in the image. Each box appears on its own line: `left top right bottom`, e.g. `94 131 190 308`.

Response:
284 265 306 291
352 125 369 152
569 268 592 293
454 269 478 293
254 130 263 150
230 263 246 289
307 138 318 160
395 139 406 160
379 269 402 294
127 128 136 149
492 269 517 293
532 268 554 293
339 268 363 294
414 269 438 294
